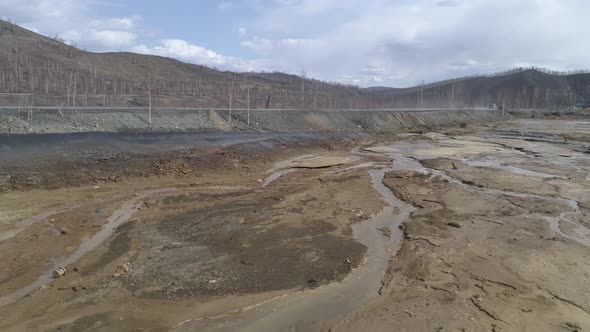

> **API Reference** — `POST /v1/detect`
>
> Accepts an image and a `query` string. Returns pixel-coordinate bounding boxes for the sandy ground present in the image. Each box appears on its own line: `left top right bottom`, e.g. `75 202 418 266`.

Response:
0 119 589 331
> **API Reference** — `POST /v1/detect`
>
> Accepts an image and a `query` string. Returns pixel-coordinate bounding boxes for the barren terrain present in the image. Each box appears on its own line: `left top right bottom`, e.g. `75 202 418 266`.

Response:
0 119 589 331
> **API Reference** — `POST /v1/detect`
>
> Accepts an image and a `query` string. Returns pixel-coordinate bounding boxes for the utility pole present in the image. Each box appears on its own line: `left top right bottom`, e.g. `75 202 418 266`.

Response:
72 70 78 107
301 79 305 109
247 86 250 126
229 81 233 125
313 81 318 110
572 90 576 107
148 72 152 125
300 70 306 110
418 80 424 108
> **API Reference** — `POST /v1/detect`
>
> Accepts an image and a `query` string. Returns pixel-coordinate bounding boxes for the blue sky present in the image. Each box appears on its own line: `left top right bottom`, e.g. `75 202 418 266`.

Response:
1 0 589 87
91 1 252 54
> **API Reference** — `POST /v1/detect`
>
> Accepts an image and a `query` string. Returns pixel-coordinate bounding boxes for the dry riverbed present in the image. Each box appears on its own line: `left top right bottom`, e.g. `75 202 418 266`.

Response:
0 119 589 331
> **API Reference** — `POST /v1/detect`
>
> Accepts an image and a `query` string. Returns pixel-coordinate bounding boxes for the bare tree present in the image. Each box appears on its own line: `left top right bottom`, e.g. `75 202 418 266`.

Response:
300 70 306 110
66 70 74 106
148 72 152 125
57 102 64 117
418 80 424 108
228 80 233 125
72 70 77 107
247 85 251 126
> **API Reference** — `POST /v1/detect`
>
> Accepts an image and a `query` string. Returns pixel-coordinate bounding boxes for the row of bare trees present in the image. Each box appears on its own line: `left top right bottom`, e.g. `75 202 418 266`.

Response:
0 48 370 109
1 51 587 110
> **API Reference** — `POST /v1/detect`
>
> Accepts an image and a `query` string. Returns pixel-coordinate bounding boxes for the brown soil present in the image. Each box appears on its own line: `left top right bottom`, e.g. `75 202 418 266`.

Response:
1 119 589 331
0 146 384 331
312 120 590 332
0 132 368 192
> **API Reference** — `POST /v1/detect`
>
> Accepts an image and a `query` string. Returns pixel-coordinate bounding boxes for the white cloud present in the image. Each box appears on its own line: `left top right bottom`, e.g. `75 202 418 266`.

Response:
218 1 234 10
61 30 82 43
0 0 141 50
241 37 275 53
93 30 137 48
241 36 318 54
0 0 265 72
1 0 589 87
134 40 228 66
133 39 266 72
89 17 139 30
243 0 590 86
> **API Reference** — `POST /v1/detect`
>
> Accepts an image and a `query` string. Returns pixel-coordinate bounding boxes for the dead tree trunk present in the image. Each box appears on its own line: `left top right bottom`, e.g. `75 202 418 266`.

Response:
148 72 152 125
228 81 233 125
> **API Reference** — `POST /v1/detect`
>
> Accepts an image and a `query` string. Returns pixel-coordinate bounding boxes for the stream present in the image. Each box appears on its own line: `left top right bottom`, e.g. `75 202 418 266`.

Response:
0 188 176 306
176 152 416 331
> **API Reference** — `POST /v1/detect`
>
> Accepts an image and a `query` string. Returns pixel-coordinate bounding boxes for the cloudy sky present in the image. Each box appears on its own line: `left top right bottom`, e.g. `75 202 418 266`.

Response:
1 0 588 87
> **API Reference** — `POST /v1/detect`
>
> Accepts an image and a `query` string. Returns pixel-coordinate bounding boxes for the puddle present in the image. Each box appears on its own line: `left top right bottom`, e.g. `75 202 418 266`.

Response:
272 154 357 170
340 162 384 172
261 169 297 188
202 185 251 191
546 213 590 247
459 159 561 178
0 188 176 306
322 162 389 176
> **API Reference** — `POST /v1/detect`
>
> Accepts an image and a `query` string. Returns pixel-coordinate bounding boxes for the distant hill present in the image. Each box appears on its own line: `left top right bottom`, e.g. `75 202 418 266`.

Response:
0 19 589 109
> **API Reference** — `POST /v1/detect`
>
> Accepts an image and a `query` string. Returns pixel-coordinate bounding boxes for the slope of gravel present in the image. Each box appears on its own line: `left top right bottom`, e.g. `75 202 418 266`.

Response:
0 108 576 135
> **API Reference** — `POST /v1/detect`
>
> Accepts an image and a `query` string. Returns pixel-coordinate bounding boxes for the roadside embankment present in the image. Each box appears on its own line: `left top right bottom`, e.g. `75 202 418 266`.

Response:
0 108 586 134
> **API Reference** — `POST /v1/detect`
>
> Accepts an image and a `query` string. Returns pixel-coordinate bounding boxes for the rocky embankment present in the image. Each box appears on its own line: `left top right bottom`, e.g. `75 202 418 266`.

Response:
0 108 586 134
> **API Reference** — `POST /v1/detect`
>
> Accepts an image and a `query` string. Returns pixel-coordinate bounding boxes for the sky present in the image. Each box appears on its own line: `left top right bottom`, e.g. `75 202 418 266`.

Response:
0 0 588 87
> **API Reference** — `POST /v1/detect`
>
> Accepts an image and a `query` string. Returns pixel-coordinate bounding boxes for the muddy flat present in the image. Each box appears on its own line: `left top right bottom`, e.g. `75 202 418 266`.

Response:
0 119 589 331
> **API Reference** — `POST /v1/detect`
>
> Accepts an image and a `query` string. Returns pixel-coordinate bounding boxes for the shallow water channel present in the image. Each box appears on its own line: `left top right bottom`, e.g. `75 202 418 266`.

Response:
0 188 176 306
177 153 416 331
